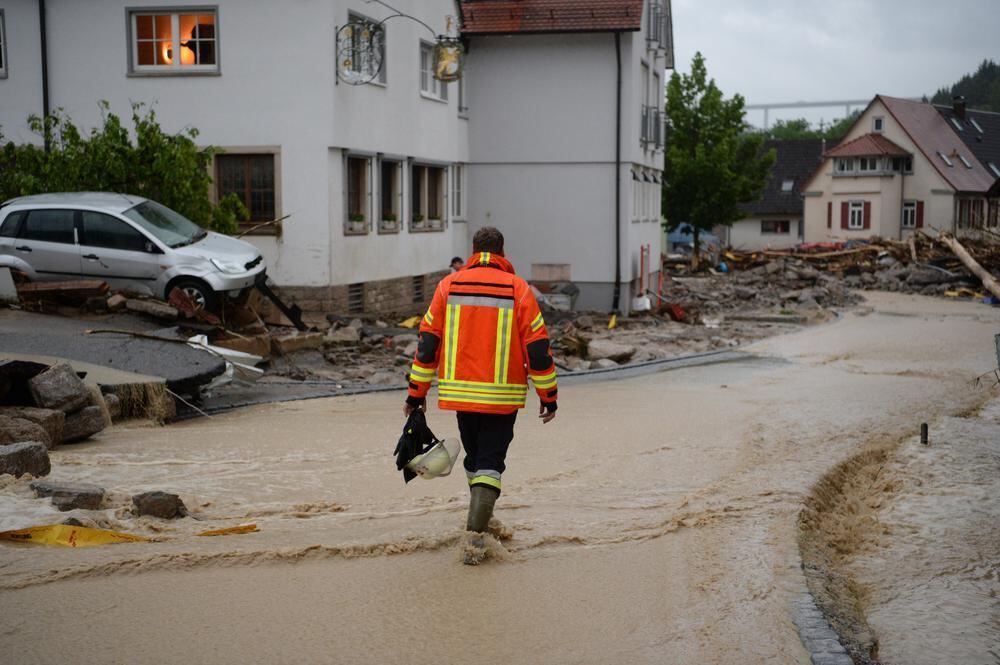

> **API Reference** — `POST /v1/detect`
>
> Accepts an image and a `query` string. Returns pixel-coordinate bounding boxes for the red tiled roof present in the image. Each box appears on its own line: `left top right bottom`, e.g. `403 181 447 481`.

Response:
823 133 909 158
879 95 995 193
460 0 643 35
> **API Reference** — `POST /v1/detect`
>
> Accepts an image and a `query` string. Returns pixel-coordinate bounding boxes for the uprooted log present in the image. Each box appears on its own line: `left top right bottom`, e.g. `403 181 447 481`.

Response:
934 233 1000 300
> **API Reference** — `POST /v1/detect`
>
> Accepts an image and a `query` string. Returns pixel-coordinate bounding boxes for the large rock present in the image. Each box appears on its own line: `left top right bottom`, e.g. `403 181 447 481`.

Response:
30 480 105 511
0 407 64 446
28 363 90 412
590 358 620 369
0 415 53 448
133 491 187 519
62 405 106 443
391 333 419 350
324 326 361 346
272 331 325 355
907 267 952 286
586 339 636 362
0 442 50 478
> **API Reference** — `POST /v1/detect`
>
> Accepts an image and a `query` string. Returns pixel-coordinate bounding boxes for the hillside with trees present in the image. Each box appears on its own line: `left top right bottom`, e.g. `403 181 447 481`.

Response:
930 59 1000 112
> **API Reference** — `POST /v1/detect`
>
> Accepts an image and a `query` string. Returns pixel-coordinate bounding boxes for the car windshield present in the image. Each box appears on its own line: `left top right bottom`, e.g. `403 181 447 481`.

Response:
122 200 207 248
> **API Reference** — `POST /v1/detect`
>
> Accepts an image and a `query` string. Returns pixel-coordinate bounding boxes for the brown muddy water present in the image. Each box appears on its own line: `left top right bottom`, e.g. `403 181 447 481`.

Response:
1 292 998 665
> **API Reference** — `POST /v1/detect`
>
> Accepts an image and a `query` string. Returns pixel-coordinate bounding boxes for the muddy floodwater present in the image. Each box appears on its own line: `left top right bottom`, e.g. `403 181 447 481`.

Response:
1 292 998 664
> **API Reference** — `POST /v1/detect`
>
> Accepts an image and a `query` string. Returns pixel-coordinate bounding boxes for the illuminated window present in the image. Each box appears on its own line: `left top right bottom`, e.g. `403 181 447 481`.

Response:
129 9 218 74
0 10 7 79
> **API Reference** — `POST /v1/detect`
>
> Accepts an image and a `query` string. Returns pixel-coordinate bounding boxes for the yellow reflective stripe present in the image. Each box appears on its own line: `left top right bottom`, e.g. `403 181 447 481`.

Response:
469 475 502 490
439 391 526 405
444 303 461 381
479 251 491 265
530 312 544 331
438 379 527 394
532 369 557 383
410 364 435 376
423 311 433 324
493 307 513 384
533 378 557 390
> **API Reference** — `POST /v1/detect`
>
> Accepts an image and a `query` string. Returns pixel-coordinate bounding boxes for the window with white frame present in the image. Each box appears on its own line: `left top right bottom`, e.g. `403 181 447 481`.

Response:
901 201 916 229
345 155 371 234
873 116 884 133
411 164 445 231
451 164 465 220
848 201 864 229
858 157 879 172
0 10 7 79
457 75 468 116
836 158 853 173
348 12 386 84
129 9 218 74
419 42 447 101
379 159 401 233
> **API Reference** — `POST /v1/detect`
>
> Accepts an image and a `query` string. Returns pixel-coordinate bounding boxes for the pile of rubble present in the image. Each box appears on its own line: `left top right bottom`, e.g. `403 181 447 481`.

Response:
0 361 112 479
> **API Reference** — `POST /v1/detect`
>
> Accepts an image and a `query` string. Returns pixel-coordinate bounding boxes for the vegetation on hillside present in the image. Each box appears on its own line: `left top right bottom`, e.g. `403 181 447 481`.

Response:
930 59 1000 112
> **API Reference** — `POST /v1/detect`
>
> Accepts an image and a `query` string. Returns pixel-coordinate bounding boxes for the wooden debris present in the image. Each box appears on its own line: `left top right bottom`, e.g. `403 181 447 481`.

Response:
934 233 1000 300
16 280 109 301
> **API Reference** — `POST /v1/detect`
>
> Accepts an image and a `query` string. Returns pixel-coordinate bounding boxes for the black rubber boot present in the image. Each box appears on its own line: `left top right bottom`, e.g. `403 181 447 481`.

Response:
466 485 500 533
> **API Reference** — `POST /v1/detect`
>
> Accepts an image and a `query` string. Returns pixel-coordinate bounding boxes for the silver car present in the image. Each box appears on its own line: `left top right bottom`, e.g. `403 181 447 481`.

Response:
0 192 265 309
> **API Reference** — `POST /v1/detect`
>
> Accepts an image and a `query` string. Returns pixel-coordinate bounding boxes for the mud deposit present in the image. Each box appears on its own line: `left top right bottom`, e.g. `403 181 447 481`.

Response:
833 398 999 665
1 292 998 664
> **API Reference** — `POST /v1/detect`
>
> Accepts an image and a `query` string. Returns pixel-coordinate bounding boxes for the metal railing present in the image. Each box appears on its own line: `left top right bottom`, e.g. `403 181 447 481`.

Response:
647 0 674 68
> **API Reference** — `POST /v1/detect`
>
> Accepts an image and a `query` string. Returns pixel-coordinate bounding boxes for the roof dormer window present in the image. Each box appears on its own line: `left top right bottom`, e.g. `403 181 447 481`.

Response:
938 151 954 167
949 117 964 132
781 179 794 192
958 154 972 169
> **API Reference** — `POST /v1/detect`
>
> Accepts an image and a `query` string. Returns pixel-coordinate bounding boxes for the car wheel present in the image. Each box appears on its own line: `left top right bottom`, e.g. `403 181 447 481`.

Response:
170 278 218 312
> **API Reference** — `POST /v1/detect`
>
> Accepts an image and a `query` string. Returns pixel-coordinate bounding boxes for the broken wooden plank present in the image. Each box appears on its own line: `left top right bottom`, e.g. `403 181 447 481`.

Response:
16 280 109 300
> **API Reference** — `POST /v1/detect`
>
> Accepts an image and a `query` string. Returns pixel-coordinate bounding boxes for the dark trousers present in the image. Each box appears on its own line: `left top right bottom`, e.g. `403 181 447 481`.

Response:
456 411 518 490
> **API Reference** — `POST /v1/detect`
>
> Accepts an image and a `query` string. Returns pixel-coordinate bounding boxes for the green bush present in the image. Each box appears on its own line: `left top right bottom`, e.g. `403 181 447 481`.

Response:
0 102 247 234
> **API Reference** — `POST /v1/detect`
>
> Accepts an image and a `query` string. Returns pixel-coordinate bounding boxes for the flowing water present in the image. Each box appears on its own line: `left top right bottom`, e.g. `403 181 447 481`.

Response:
0 292 997 664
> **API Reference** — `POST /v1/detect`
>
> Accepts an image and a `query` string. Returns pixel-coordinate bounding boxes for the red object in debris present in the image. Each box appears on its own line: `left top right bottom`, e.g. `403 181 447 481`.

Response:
663 303 686 322
168 287 222 326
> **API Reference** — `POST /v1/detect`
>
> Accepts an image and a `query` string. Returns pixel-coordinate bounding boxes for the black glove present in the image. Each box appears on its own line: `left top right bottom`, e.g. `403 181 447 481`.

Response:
406 395 426 409
541 401 557 414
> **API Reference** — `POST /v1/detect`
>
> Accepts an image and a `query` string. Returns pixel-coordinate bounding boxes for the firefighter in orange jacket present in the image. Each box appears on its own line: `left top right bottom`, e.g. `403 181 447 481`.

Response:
404 227 557 557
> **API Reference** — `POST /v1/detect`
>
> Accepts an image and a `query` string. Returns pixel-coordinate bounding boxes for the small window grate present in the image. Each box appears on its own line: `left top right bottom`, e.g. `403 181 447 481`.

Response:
348 282 364 314
412 275 425 303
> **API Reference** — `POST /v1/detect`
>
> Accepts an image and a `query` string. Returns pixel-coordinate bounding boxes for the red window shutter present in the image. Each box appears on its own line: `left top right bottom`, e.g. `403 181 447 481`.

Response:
916 201 924 228
863 201 871 229
840 202 848 229
827 201 832 228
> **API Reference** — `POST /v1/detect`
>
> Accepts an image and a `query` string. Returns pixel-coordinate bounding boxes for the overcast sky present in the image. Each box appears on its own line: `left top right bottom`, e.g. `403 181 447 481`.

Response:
671 0 1000 129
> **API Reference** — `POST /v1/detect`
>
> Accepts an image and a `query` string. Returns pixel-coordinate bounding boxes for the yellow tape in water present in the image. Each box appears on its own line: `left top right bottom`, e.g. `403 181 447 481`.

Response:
197 523 259 537
0 524 150 547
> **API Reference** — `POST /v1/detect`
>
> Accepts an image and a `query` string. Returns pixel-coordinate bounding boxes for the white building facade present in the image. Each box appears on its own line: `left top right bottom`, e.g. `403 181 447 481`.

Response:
0 0 671 313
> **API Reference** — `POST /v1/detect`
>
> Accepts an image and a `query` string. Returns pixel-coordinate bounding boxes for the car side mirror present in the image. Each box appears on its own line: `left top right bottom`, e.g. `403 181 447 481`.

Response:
145 241 162 254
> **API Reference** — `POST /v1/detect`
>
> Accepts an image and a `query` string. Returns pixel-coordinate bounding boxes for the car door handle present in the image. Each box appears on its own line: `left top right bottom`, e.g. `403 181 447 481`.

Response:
83 253 99 260
14 245 32 252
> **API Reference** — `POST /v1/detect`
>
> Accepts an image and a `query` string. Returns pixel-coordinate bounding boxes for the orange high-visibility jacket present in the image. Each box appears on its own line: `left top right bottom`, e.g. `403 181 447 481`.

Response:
408 252 558 414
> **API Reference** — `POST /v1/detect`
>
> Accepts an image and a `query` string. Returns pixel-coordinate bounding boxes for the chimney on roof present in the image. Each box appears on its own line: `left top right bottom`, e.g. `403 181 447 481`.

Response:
953 95 967 120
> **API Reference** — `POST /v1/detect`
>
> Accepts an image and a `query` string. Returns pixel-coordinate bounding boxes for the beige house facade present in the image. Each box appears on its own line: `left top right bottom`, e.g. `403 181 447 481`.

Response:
803 95 999 243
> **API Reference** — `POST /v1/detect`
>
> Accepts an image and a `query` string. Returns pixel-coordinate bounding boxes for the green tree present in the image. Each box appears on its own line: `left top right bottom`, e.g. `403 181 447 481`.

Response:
930 59 1000 112
662 52 775 260
0 102 247 234
767 118 822 140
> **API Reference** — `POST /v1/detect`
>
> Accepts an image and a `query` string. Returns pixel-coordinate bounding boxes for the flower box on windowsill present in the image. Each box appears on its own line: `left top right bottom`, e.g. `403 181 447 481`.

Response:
379 215 399 234
345 215 368 235
411 215 444 232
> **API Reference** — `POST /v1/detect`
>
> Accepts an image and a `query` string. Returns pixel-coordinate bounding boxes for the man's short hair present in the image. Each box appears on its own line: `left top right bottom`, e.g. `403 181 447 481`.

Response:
472 226 504 254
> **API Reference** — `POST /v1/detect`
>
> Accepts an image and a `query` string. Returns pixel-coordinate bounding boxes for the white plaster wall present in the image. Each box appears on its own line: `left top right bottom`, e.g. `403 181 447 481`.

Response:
729 216 800 250
0 1 44 144
0 0 469 288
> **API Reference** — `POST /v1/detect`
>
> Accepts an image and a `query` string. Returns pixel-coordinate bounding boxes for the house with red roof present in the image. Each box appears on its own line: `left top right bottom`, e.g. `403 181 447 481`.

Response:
802 95 1000 243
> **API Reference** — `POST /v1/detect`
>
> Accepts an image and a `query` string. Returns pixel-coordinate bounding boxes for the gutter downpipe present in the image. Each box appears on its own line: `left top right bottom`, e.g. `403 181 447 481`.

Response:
898 169 905 241
39 0 51 152
611 31 622 313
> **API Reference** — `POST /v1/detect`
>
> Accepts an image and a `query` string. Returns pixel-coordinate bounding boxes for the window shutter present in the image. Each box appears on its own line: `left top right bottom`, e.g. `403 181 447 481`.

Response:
863 201 871 230
827 201 832 228
840 201 848 229
916 200 924 228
